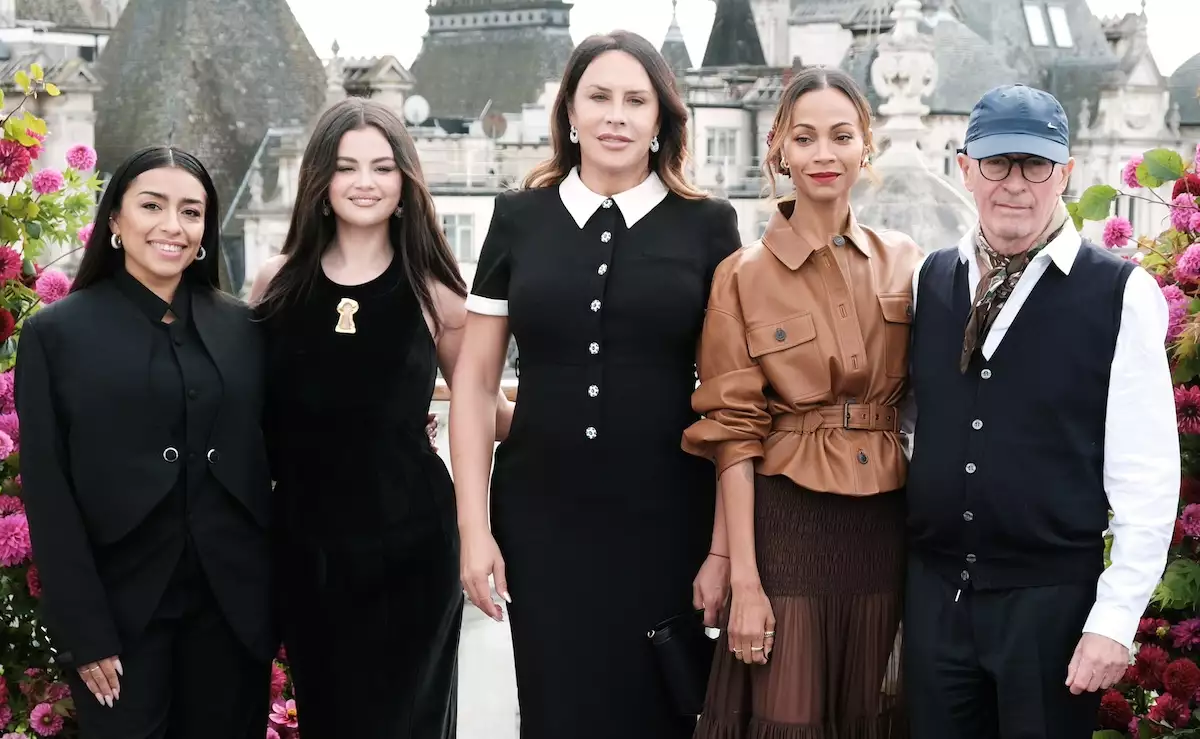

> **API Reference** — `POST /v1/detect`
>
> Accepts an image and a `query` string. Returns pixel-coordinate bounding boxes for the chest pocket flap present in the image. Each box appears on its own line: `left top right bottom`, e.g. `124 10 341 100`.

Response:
878 294 913 324
746 313 817 358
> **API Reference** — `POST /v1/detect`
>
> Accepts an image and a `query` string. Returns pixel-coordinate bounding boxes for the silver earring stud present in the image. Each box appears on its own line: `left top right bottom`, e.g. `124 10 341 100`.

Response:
394 205 404 219
569 125 579 144
649 135 660 153
110 234 122 250
195 246 207 261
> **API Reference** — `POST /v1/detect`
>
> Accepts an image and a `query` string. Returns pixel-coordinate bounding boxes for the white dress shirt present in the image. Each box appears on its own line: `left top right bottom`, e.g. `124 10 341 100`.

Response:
907 222 1181 650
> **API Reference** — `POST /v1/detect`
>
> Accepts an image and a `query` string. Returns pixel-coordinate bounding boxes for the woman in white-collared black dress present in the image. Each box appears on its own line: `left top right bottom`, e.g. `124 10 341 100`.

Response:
449 31 742 739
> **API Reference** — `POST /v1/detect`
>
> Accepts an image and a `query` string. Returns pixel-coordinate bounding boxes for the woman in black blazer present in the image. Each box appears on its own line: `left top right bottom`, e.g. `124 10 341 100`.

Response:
15 146 274 739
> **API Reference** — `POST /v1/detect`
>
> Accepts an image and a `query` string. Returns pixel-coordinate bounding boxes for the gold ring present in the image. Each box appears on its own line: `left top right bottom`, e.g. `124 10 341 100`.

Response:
751 646 764 652
764 631 776 638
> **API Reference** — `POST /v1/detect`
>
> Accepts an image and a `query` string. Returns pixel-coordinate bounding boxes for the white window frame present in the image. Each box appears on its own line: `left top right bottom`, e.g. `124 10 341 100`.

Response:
706 128 738 165
1023 3 1050 47
441 213 476 262
1046 6 1074 48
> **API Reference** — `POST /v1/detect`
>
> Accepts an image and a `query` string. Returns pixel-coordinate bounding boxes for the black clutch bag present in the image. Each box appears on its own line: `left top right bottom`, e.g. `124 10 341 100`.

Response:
647 609 718 716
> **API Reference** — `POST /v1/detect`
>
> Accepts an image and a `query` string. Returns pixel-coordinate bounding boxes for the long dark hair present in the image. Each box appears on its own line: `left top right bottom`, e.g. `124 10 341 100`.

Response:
71 146 222 294
523 30 705 199
255 98 465 335
762 67 878 200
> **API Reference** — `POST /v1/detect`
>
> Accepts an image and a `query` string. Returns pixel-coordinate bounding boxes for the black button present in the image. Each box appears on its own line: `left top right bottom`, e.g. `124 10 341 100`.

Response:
187 388 199 400
775 328 786 342
173 337 184 346
162 446 179 463
857 451 868 464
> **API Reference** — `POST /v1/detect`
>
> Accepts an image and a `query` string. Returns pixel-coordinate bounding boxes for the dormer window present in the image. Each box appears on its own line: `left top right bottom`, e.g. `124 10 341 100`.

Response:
1046 6 1074 47
1023 3 1050 47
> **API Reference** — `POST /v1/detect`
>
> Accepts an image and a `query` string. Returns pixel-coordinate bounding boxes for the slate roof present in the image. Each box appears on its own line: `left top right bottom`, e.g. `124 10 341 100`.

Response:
410 25 575 117
15 0 92 26
703 0 766 67
1169 52 1200 125
0 52 100 92
790 0 869 24
661 7 692 72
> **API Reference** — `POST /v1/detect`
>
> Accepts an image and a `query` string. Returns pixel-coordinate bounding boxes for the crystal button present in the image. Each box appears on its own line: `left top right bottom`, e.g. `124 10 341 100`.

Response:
585 426 597 439
591 300 601 312
971 419 983 430
965 463 977 474
598 264 608 275
588 385 599 397
601 231 612 243
589 342 599 355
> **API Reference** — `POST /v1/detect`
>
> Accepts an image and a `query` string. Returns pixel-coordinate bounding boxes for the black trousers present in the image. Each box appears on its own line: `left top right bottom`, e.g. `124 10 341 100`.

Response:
67 550 271 739
905 556 1103 739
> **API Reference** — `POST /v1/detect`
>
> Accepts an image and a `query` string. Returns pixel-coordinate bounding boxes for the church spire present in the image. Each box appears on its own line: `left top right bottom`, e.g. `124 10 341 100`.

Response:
701 0 766 68
661 0 693 71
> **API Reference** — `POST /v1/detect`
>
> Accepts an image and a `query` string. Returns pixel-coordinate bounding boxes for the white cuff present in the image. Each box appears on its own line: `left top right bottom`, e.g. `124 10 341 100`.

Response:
1082 601 1140 651
465 294 508 317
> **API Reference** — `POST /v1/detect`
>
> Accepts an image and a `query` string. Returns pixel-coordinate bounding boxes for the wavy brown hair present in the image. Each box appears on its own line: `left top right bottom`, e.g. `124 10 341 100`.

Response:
762 67 878 201
524 30 705 199
255 98 465 334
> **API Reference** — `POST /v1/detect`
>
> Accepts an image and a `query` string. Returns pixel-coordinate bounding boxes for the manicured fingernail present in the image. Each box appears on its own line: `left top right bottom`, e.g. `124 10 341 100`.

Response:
501 590 512 603
95 693 104 706
115 659 124 676
105 695 113 708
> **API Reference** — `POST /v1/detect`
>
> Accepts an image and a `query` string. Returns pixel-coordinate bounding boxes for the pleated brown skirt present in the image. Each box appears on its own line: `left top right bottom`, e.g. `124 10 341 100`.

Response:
695 475 907 739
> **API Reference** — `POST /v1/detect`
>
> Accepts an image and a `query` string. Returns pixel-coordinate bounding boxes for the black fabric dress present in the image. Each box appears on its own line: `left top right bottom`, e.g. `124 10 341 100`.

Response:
466 170 742 739
263 255 462 739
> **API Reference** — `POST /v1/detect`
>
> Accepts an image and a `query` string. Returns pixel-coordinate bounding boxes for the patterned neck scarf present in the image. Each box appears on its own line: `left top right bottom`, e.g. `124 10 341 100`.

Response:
959 200 1071 373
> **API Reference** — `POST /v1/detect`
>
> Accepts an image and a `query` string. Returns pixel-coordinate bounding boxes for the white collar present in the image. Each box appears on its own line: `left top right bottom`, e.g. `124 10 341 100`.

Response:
559 167 669 229
956 218 1082 274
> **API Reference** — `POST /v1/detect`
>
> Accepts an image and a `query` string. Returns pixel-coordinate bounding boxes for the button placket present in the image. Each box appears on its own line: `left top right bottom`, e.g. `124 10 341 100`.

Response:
585 206 618 441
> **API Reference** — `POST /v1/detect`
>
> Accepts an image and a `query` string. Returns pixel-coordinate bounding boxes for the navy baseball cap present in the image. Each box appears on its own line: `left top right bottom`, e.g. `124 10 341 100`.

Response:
964 84 1070 164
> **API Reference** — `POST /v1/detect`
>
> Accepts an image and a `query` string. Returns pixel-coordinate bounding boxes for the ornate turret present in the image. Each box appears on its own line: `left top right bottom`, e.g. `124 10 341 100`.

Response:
661 0 692 72
702 0 766 68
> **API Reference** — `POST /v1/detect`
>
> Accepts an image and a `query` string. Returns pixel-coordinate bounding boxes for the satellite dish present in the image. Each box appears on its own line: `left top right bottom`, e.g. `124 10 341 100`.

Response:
482 112 508 140
403 95 430 126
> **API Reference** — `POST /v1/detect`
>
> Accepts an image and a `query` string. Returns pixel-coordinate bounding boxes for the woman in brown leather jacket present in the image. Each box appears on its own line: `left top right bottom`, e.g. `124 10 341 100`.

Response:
682 67 922 737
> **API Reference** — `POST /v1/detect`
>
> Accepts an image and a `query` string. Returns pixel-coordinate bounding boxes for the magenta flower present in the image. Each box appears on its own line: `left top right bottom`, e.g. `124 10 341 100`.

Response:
29 702 63 736
0 371 14 414
0 511 31 566
27 563 41 598
36 269 71 305
46 682 69 702
0 413 20 451
266 729 280 739
0 494 21 516
1169 617 1200 650
26 130 45 161
0 429 14 459
270 662 287 699
1176 385 1200 435
0 140 32 183
77 222 94 245
1172 193 1198 233
1162 284 1189 342
1122 156 1143 189
65 144 97 172
1191 210 1200 234
269 699 298 729
31 169 64 196
0 705 11 730
0 248 21 284
1102 216 1133 247
1182 503 1200 539
1175 243 1200 282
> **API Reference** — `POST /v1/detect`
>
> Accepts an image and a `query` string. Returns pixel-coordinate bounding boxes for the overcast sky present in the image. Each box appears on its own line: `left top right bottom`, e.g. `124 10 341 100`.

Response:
286 0 1197 77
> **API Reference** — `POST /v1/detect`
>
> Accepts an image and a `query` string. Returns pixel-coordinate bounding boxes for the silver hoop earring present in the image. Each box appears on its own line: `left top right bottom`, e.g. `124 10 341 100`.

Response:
195 247 207 261
110 234 122 250
394 205 404 219
780 157 790 173
569 125 579 144
322 199 331 216
649 135 660 153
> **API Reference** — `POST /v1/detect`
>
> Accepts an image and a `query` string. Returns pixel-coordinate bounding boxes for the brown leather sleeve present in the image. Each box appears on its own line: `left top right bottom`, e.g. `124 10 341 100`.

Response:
682 264 771 474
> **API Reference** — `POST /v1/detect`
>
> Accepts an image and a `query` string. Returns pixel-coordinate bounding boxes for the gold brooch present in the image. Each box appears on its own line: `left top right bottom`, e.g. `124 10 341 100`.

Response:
334 298 359 334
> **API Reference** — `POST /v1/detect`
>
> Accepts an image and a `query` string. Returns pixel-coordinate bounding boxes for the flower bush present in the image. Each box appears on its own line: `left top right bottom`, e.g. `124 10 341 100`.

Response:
1071 144 1200 739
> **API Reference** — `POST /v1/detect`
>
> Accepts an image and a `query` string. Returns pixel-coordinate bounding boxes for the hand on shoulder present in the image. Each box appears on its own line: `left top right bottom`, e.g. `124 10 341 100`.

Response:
248 254 288 307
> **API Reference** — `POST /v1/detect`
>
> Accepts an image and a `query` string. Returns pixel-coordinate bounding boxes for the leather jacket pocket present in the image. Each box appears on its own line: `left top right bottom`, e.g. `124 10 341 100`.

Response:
746 312 830 403
878 293 913 379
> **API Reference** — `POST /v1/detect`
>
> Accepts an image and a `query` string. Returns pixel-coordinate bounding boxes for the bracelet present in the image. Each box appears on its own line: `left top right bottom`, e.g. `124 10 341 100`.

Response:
708 552 730 559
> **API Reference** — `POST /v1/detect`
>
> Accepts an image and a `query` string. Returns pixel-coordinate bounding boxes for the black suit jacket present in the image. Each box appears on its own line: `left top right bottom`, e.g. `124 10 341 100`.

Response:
15 278 275 665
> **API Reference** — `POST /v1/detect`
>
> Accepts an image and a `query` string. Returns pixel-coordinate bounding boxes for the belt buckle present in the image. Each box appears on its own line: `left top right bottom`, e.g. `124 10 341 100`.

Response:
842 399 855 429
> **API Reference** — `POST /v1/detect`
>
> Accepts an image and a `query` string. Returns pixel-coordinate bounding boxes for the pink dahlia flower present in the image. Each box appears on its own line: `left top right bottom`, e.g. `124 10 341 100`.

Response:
0 140 31 183
27 563 41 598
1103 216 1133 247
0 371 13 414
1175 243 1200 282
1176 385 1200 434
0 247 23 283
0 429 14 459
0 511 31 566
65 145 97 172
1182 503 1200 539
77 222 95 245
31 169 64 196
1169 617 1200 650
270 662 287 699
266 729 280 739
0 705 10 730
1122 156 1143 189
29 702 63 736
0 494 21 516
1172 193 1198 233
36 269 71 305
0 412 20 451
26 130 45 161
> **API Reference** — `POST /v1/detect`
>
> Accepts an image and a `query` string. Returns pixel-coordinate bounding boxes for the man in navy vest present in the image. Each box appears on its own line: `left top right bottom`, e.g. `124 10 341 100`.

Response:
904 84 1180 737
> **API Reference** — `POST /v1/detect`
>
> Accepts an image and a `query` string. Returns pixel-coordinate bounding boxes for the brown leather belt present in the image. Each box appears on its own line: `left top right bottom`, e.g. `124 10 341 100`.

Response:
773 403 900 433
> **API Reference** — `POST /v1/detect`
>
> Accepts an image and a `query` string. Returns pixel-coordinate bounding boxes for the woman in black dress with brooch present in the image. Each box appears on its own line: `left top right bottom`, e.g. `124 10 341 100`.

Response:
450 31 743 739
249 98 512 738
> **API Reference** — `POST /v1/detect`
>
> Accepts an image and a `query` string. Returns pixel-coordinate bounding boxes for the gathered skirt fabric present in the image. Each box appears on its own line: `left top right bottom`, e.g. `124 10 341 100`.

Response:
695 475 907 739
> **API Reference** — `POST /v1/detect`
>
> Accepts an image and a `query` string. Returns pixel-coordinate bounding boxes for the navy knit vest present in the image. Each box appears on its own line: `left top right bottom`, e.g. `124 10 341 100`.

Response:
907 241 1135 590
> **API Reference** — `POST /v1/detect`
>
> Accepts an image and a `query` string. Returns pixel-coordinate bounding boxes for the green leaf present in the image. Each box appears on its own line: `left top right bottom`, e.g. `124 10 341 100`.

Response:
0 217 18 245
24 201 38 219
1143 147 1186 183
30 63 43 81
25 221 40 239
1093 731 1126 739
26 116 47 136
1150 558 1200 610
22 259 36 277
44 83 59 97
1172 355 1200 384
1135 161 1164 189
13 70 29 93
1077 185 1119 222
1066 201 1084 231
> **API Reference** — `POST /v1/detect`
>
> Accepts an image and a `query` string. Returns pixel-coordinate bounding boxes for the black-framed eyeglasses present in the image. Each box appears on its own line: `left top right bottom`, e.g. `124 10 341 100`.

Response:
958 150 1056 183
